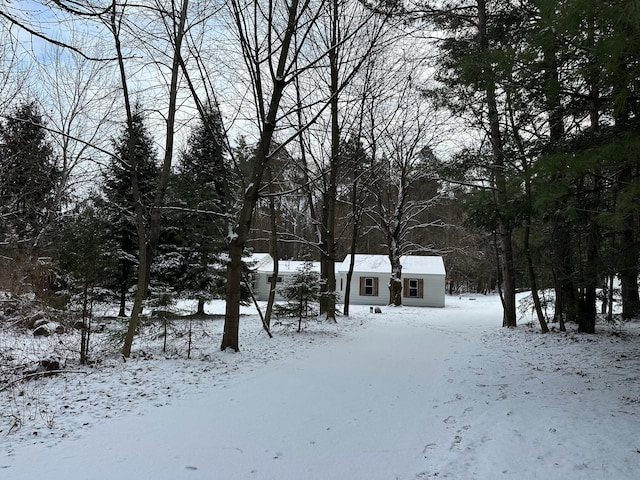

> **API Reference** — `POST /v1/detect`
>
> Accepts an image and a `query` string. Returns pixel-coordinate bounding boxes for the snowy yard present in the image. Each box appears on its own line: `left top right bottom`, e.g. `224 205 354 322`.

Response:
2 294 640 479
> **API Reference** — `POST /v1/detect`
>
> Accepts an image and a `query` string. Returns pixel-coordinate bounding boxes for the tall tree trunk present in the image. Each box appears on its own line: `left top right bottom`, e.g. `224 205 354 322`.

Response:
320 0 340 321
222 241 244 351
222 0 299 351
554 221 578 326
122 0 188 357
520 167 544 330
477 0 516 327
607 274 615 323
111 0 146 357
80 284 89 365
222 148 272 351
578 18 602 333
343 167 361 317
507 75 546 332
540 1 573 330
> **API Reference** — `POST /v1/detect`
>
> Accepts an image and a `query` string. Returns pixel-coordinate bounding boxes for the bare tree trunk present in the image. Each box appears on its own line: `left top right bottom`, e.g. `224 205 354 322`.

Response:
344 250 356 316
388 249 402 306
109 1 146 358
343 58 373 317
607 274 614 323
121 0 189 357
524 221 548 333
221 0 300 351
343 173 361 316
544 25 576 330
264 194 279 329
223 145 278 350
222 240 244 351
319 0 340 321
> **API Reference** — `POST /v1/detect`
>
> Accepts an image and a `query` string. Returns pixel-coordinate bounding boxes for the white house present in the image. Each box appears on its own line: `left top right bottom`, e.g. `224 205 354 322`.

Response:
248 253 321 301
336 254 446 307
248 253 446 307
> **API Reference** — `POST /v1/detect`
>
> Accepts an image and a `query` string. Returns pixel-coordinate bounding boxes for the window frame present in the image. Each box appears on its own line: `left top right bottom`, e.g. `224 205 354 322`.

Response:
403 277 424 299
359 276 379 296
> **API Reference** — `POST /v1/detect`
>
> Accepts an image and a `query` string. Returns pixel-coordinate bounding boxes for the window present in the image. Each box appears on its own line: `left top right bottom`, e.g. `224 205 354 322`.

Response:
403 278 424 298
359 277 379 296
408 279 419 297
267 276 283 283
364 278 375 295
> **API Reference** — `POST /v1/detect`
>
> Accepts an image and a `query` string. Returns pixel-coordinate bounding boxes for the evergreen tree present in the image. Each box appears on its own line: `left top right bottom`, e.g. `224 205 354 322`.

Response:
422 0 522 326
420 0 640 330
98 104 159 316
180 106 227 200
0 101 59 247
55 199 117 363
278 256 321 332
157 106 228 314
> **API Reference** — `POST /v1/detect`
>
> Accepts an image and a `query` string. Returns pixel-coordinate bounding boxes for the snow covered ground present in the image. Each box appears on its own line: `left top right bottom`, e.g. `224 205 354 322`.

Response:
2 294 640 479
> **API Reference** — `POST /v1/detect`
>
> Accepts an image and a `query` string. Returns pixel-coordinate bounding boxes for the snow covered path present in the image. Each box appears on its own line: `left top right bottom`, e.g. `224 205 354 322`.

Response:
3 296 640 479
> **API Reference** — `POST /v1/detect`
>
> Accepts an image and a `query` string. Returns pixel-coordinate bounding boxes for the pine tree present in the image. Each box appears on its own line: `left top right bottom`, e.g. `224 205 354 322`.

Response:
0 101 59 246
422 0 640 331
97 104 159 316
279 257 321 332
158 106 228 314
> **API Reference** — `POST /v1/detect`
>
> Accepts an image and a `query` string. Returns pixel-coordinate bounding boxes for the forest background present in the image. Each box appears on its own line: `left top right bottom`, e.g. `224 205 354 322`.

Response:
1 0 640 356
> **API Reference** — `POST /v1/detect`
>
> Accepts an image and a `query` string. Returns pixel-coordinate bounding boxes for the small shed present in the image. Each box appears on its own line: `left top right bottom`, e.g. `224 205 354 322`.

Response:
337 254 446 307
248 253 321 302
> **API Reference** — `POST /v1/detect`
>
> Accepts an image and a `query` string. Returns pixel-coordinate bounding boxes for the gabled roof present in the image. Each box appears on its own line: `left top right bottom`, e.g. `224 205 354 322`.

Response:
337 254 446 276
249 254 320 274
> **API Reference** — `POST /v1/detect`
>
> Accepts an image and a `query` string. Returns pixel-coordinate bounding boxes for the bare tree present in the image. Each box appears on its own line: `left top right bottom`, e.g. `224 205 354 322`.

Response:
0 22 29 112
286 0 399 319
0 1 111 292
38 42 118 209
102 0 191 357
363 72 446 305
220 0 318 351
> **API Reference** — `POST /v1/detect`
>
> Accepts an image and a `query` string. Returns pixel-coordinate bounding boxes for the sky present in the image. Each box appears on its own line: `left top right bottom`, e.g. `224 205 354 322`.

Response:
2 294 640 479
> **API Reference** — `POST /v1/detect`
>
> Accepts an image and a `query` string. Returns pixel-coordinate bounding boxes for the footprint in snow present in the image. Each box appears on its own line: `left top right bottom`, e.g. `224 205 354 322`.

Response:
422 443 437 456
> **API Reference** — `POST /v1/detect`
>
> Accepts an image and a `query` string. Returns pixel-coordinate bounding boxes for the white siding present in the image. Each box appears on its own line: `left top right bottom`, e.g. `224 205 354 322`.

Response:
253 271 289 301
250 253 446 307
337 255 446 308
401 275 446 307
342 274 387 306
